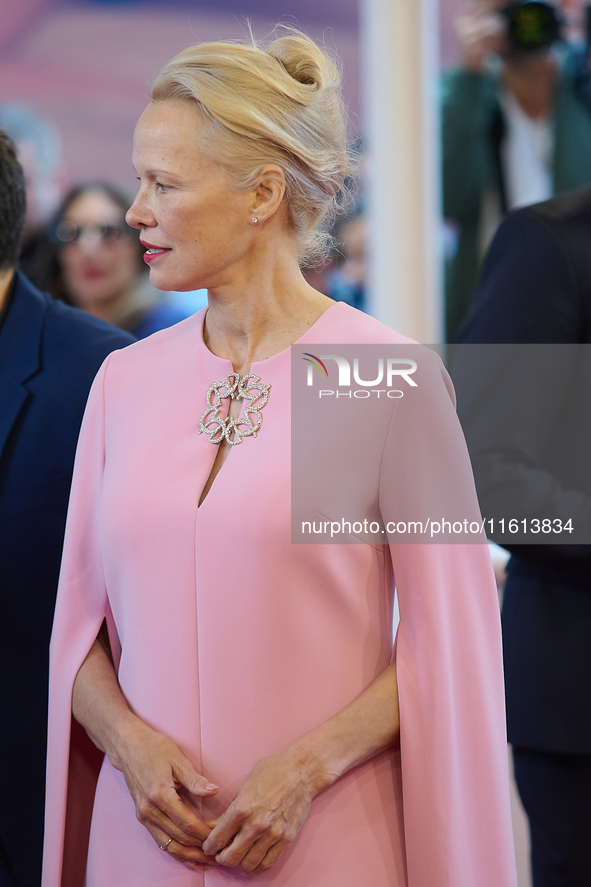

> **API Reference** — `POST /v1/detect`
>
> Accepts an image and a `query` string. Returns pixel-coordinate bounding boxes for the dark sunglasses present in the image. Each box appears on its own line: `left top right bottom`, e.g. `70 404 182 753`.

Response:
50 220 134 245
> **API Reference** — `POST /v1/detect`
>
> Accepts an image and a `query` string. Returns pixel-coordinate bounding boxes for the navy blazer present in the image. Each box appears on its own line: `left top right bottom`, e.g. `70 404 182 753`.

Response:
0 273 133 887
456 187 591 754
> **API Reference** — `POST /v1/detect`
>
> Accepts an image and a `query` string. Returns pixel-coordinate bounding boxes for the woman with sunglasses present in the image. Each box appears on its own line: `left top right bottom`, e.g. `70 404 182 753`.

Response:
49 183 188 338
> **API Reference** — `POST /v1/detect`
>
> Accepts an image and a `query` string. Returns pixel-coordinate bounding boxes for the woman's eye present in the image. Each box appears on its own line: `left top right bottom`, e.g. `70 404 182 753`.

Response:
156 182 171 193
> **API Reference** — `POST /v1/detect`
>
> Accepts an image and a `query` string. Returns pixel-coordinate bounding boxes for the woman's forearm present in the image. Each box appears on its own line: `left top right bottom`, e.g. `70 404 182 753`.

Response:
72 638 220 863
72 637 142 771
286 660 400 795
74 637 400 793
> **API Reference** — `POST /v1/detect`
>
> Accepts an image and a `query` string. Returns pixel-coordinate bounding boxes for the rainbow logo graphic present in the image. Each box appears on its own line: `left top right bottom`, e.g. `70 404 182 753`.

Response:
302 352 329 377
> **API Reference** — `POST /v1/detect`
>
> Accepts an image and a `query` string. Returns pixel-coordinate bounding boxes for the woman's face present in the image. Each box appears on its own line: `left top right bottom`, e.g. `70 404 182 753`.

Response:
58 190 139 312
127 100 255 292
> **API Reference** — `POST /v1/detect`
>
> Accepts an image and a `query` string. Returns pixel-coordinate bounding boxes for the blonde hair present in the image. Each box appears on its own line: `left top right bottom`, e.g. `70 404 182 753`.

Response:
151 30 353 264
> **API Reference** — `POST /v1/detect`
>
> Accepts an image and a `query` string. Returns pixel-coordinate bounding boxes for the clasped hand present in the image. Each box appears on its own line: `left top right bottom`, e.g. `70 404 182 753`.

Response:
120 722 317 875
202 752 316 874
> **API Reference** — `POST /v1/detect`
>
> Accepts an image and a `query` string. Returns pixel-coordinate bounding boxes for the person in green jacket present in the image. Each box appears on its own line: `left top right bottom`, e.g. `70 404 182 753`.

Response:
442 0 591 341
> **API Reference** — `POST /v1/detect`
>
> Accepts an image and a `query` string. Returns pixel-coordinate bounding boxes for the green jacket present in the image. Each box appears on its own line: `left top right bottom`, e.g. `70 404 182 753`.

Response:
442 52 591 341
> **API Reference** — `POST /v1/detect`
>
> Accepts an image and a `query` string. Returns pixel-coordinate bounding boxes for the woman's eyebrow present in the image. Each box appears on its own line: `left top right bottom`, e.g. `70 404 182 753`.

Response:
131 164 184 182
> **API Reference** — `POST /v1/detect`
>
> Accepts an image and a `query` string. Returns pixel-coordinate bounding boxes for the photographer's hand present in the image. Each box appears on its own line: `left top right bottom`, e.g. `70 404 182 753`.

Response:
456 1 508 73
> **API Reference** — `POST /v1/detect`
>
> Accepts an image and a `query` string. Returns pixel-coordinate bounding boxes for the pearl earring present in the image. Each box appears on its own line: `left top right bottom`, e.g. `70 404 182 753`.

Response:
251 216 258 224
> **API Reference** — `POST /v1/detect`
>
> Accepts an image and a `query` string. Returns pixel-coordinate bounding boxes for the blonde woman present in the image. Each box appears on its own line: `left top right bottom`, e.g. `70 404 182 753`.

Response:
42 31 517 887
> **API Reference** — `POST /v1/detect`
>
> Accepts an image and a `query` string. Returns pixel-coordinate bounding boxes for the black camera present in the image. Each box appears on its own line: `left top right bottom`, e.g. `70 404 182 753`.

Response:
499 2 562 52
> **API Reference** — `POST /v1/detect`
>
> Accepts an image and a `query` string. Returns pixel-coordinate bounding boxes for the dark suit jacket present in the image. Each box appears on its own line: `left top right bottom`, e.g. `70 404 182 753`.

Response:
0 273 133 887
456 186 591 754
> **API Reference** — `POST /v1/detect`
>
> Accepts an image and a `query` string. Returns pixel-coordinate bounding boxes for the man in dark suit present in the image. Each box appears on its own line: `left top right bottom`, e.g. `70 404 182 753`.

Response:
455 186 591 887
0 130 134 886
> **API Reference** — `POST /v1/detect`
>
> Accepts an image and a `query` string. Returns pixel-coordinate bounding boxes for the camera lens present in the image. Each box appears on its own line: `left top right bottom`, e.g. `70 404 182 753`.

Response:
501 2 561 52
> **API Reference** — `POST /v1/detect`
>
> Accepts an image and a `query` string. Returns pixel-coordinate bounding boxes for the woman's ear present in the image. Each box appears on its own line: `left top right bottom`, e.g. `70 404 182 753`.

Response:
249 165 286 224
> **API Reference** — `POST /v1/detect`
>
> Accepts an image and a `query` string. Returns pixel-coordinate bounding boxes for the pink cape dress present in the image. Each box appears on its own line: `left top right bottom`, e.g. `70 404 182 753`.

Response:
42 302 517 887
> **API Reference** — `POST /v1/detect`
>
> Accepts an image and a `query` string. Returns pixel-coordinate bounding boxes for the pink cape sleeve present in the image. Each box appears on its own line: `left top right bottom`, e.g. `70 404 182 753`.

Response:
381 353 518 887
42 356 115 887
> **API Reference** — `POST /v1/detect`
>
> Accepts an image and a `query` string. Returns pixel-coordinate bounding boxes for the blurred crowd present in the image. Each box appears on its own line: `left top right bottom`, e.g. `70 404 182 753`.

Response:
4 2 591 344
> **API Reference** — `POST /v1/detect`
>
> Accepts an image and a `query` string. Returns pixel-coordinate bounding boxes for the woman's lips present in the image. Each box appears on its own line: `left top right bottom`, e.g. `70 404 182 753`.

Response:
81 266 107 280
142 245 172 264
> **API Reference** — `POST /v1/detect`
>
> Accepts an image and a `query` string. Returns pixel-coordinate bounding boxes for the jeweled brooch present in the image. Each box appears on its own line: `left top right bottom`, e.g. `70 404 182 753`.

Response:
198 372 271 446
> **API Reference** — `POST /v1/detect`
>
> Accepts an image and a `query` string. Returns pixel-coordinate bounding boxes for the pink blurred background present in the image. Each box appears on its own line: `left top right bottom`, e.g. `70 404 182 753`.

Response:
1 0 361 195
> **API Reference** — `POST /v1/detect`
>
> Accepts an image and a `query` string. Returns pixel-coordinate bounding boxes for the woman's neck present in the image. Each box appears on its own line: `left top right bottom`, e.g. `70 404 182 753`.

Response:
203 257 333 374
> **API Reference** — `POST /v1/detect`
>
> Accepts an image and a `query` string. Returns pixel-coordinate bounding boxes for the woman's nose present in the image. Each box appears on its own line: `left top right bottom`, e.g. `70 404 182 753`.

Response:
126 191 152 230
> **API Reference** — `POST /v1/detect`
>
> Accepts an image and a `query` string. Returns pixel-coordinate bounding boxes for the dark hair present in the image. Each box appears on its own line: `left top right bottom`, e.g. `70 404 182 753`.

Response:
57 181 130 221
0 128 27 271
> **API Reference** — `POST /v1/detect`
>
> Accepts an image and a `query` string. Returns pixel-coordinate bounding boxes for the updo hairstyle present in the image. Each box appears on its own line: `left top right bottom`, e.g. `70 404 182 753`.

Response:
151 30 353 263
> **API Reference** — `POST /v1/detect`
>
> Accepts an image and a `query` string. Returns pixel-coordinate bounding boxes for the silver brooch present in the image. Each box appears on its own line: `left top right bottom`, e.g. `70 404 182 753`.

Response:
198 373 271 446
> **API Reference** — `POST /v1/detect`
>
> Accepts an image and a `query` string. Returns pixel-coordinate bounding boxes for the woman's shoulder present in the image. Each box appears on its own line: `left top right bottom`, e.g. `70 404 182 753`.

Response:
316 303 453 399
99 308 206 396
314 302 419 346
109 308 205 361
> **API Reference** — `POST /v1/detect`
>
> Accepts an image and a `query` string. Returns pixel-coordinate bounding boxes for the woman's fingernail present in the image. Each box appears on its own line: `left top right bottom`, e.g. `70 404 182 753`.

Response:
205 784 218 791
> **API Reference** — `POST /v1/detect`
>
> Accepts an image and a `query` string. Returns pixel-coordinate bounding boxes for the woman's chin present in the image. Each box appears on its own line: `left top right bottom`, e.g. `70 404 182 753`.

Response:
148 268 202 293
147 266 176 290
